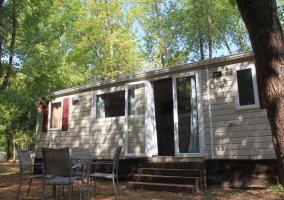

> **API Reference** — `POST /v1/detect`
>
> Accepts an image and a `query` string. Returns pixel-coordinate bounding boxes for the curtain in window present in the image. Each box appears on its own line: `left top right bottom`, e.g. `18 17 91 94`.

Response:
188 77 199 153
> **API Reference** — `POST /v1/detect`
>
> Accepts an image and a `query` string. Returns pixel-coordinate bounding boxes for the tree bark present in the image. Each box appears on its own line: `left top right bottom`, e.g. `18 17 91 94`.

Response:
6 134 11 161
217 27 232 54
236 26 247 52
154 0 165 68
236 0 284 185
0 0 4 81
193 0 204 60
0 0 16 90
206 0 212 58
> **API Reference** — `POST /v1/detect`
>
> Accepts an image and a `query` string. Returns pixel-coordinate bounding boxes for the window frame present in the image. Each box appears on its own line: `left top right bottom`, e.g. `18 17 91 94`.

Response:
127 82 146 117
94 86 126 120
233 63 260 110
48 98 63 130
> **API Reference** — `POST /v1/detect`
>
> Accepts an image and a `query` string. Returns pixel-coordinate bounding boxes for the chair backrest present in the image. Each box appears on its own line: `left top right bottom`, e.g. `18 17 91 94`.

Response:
71 148 92 166
17 148 32 172
113 147 122 170
42 147 70 177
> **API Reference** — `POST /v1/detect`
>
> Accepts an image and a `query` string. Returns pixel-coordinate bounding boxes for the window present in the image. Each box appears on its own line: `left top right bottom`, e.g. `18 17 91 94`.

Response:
96 90 125 119
50 102 62 128
233 63 259 109
44 98 69 132
128 83 145 116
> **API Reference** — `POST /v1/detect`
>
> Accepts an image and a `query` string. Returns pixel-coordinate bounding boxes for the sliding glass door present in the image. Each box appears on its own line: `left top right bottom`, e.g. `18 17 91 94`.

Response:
172 71 204 157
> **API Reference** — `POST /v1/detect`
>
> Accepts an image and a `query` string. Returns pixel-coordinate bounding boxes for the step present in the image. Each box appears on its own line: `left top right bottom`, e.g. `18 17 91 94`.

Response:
137 168 201 177
132 174 199 185
139 162 203 169
127 182 199 193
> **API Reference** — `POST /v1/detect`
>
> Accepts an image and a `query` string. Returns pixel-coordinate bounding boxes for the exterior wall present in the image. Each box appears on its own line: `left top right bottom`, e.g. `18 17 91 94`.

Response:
35 91 93 158
92 118 125 159
202 61 275 159
35 84 146 159
127 117 145 154
35 52 276 161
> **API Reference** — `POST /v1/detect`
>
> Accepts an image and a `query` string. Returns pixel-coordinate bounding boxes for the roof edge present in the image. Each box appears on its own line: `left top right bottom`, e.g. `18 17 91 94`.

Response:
50 51 254 96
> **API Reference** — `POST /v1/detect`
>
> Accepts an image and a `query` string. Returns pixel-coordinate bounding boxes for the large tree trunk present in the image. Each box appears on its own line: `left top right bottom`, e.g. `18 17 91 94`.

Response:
236 0 284 185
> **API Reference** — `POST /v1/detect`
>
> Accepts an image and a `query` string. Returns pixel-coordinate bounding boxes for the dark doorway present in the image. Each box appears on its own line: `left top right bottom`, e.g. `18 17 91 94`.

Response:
153 78 175 156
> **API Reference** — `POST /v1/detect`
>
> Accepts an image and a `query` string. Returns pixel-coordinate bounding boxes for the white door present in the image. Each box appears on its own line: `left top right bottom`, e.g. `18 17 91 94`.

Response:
125 82 147 157
172 71 204 157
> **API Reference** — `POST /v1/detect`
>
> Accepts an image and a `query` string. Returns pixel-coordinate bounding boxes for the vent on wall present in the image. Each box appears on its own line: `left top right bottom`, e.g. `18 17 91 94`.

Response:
72 96 80 101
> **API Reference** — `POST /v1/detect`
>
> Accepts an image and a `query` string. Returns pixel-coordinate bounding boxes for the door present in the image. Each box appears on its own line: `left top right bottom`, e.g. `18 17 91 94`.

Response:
173 71 204 157
125 82 146 157
153 78 175 156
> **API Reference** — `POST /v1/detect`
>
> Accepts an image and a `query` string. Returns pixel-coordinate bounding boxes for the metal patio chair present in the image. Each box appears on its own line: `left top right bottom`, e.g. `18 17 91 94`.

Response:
87 146 122 200
16 148 43 200
41 147 84 200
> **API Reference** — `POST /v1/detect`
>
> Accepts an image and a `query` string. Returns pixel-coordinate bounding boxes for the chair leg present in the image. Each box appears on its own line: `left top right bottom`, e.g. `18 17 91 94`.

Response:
112 178 118 200
58 185 65 199
42 183 45 200
79 183 84 200
81 178 84 200
27 179 32 196
116 176 120 196
16 179 22 200
75 179 83 200
87 176 91 198
68 183 72 200
52 185 56 200
62 185 65 196
94 177 96 193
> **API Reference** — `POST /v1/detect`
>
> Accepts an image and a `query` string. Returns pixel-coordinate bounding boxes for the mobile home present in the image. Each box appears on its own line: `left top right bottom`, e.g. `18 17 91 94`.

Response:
35 51 279 187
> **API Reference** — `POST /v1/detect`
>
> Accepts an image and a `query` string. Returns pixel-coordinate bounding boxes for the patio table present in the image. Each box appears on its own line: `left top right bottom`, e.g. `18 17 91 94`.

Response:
70 156 96 196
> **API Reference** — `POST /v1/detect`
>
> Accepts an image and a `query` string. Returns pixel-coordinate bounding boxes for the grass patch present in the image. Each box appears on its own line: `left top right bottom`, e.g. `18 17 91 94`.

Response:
267 177 284 198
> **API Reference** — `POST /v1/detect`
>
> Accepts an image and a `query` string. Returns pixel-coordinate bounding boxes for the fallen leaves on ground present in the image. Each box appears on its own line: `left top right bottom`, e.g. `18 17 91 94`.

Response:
0 161 283 200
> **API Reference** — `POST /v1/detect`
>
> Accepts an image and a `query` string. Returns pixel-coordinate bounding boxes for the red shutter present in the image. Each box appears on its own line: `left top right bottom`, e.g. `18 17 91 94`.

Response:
255 64 266 109
62 98 69 131
42 102 49 132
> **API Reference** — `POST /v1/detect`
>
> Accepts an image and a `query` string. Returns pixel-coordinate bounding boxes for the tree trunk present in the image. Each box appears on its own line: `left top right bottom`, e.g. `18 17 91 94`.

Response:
0 0 4 79
193 0 204 60
236 0 284 185
236 27 246 52
12 136 16 163
154 0 165 68
105 0 114 79
217 27 232 54
6 134 11 161
206 0 212 58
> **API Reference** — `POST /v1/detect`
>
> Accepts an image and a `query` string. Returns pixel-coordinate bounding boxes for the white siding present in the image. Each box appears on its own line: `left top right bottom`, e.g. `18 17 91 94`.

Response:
35 52 276 161
128 117 145 154
92 118 125 159
202 62 275 159
35 91 92 157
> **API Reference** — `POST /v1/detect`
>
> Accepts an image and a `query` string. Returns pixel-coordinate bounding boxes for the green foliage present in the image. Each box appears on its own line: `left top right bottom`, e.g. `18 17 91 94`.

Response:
68 0 143 81
0 0 284 155
229 0 236 6
0 74 37 152
267 177 284 197
277 1 284 29
134 0 251 66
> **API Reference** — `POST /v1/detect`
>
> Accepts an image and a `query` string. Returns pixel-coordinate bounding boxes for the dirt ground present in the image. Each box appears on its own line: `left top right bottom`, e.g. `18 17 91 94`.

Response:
0 161 283 200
